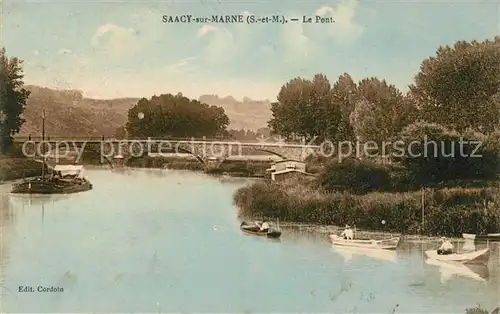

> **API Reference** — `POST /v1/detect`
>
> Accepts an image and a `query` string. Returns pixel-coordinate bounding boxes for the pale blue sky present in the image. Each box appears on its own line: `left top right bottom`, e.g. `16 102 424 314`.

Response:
2 0 499 100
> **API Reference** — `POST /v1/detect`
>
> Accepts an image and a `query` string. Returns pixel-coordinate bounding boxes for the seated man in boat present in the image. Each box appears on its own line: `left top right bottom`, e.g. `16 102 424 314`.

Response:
257 220 270 232
437 237 453 255
340 225 354 240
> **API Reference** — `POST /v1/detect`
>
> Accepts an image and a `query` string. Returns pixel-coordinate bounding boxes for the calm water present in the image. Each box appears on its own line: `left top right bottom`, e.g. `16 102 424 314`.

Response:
0 168 499 313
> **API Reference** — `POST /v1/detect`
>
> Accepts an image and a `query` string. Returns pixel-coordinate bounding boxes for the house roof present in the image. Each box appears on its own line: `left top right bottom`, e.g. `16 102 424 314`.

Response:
273 159 305 164
53 165 84 172
272 169 315 176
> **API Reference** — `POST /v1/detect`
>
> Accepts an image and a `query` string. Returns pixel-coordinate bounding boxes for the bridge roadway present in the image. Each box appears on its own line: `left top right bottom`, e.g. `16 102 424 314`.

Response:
13 137 318 148
14 137 321 161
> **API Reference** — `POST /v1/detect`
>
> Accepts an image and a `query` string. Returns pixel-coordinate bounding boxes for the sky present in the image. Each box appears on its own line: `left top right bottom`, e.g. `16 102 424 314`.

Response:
1 0 499 101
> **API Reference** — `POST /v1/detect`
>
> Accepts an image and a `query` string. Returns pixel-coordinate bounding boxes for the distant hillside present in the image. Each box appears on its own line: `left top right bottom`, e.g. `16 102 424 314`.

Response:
198 95 272 130
18 86 139 137
17 86 272 137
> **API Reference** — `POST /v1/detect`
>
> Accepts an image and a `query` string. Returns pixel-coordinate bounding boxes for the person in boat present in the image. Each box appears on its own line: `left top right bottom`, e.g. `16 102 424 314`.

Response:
256 220 270 232
437 237 454 255
340 225 354 240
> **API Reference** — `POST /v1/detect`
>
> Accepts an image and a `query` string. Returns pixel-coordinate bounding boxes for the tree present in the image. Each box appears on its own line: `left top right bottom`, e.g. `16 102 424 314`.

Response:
125 93 230 138
268 77 315 141
331 73 357 142
350 78 415 144
268 74 342 142
410 37 500 133
0 48 30 152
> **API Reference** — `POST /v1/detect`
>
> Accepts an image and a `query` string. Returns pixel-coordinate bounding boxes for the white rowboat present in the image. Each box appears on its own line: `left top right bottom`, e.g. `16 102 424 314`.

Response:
329 234 400 250
425 248 490 265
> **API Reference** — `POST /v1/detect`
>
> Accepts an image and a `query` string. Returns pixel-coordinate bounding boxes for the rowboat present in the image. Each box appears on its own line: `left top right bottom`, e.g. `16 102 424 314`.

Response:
240 221 282 238
425 248 490 265
462 233 500 241
329 234 401 250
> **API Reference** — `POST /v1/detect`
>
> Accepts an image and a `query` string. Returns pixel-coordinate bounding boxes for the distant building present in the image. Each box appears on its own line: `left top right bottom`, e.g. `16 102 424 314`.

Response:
272 169 316 182
266 159 315 181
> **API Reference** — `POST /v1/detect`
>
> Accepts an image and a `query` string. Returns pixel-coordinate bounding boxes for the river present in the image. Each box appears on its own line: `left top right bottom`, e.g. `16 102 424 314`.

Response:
0 168 499 313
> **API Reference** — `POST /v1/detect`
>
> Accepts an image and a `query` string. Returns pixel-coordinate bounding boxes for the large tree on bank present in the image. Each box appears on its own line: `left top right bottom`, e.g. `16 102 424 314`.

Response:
410 37 500 133
125 93 230 138
0 48 30 153
350 78 416 144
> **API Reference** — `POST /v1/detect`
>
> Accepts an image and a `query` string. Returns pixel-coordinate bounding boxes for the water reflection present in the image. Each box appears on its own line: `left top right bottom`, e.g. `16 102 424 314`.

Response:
332 246 398 263
0 169 499 313
0 195 13 299
7 193 70 207
425 258 489 282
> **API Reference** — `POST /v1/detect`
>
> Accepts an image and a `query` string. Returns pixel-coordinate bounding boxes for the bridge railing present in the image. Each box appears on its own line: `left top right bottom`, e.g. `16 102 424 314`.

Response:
13 136 233 141
13 136 308 145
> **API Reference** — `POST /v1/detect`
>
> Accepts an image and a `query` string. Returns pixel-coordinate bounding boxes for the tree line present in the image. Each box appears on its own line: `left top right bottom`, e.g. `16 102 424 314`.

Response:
0 48 30 154
268 37 500 188
269 37 500 144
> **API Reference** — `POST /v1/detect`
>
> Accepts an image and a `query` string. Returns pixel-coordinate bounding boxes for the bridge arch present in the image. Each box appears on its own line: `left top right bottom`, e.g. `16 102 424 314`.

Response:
170 147 206 165
252 148 287 160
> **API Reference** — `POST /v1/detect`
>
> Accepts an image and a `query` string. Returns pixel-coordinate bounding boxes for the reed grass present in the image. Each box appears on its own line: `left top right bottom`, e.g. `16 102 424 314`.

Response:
233 177 500 237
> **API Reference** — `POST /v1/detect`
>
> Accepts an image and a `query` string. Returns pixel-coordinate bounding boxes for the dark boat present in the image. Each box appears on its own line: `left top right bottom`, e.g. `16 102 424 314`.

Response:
10 109 93 195
463 233 500 241
240 221 282 238
11 165 93 194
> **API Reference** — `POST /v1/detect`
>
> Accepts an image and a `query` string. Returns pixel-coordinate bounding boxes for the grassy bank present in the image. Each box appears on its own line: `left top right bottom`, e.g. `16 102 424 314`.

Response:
0 157 48 182
233 177 500 237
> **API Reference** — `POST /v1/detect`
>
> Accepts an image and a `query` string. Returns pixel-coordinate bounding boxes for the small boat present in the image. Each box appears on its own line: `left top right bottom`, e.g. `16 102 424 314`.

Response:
425 248 490 265
462 233 500 241
329 234 400 250
240 221 282 238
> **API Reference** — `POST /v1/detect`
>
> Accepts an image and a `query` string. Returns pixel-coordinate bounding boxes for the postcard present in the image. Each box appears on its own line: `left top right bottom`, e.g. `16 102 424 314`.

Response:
1 0 499 313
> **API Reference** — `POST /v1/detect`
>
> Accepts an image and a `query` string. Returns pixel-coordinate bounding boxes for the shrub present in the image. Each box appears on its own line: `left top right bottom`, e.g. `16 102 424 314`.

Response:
391 121 500 185
318 158 392 194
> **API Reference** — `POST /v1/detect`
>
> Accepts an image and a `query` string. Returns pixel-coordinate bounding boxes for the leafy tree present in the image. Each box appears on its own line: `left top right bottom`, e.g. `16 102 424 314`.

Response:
331 73 357 142
268 74 342 142
268 77 315 141
0 48 30 152
125 93 229 138
410 37 500 133
350 78 415 144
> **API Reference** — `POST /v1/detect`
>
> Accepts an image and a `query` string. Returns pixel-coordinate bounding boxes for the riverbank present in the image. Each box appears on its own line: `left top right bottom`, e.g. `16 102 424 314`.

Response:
0 157 48 182
233 177 500 237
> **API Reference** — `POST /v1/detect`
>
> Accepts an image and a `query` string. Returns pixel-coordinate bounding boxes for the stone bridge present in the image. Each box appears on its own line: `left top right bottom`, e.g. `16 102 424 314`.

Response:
14 137 321 165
